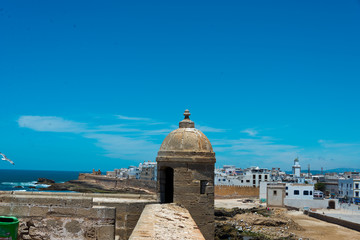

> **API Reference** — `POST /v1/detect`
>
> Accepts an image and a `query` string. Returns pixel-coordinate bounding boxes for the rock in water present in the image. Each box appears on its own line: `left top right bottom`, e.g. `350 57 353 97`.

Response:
37 178 55 184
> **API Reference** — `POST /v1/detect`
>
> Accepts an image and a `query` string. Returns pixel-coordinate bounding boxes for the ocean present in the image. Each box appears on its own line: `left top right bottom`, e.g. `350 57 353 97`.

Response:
0 169 88 192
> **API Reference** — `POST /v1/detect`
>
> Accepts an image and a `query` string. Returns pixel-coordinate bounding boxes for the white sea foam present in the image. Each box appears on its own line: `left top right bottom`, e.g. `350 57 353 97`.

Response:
1 181 49 188
35 184 50 188
2 181 37 187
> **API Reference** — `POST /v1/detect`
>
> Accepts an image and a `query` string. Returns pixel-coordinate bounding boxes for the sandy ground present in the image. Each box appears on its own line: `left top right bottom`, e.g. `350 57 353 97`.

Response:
285 211 360 240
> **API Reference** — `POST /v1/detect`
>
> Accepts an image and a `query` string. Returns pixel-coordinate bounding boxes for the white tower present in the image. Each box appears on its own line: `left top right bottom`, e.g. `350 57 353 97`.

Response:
292 158 301 178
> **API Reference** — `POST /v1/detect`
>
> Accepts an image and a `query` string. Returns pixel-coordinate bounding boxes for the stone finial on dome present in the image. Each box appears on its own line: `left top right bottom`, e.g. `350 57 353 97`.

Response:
179 109 195 128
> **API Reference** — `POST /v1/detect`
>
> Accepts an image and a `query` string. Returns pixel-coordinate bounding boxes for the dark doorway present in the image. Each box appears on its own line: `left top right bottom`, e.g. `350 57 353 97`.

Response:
328 200 335 209
160 167 174 203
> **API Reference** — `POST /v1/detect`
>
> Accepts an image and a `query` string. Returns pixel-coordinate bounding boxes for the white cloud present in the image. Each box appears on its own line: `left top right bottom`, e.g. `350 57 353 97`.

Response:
84 133 159 160
18 116 86 133
318 139 360 148
116 115 151 121
20 115 360 170
212 137 300 167
197 125 226 133
140 129 173 136
241 128 258 137
93 124 141 133
299 140 360 169
18 115 167 162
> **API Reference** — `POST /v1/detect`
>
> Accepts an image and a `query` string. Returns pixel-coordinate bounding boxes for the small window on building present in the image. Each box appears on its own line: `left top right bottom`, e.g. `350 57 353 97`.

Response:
223 179 226 181
286 192 288 196
286 186 288 190
259 175 262 180
253 175 256 179
273 190 277 196
304 190 309 195
356 192 359 197
200 180 208 194
294 190 300 195
246 180 250 183
356 183 359 189
241 180 243 183
310 191 313 195
218 179 221 181
265 175 268 180
253 180 256 184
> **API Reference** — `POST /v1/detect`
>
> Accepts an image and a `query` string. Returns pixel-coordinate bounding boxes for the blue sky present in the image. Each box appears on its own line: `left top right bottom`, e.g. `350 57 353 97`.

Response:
1 0 360 171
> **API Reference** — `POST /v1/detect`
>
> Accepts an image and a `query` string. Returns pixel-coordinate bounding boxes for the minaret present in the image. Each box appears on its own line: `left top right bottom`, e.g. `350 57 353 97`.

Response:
292 158 301 178
156 110 216 240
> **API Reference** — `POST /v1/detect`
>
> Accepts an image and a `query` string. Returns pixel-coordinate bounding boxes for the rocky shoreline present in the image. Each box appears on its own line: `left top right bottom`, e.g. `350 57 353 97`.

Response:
37 177 156 194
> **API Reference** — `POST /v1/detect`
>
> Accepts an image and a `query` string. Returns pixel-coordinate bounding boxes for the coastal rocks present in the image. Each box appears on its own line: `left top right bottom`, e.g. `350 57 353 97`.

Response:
40 178 156 194
37 178 55 184
40 180 151 194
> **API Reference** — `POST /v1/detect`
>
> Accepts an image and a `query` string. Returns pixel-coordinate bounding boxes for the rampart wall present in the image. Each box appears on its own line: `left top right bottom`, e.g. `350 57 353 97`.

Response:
284 198 339 210
78 174 156 192
0 191 156 240
215 186 259 198
305 210 360 232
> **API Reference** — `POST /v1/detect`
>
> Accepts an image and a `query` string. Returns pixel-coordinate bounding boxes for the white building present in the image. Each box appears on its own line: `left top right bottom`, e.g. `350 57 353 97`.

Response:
128 166 141 179
215 166 271 187
354 179 360 200
139 161 157 180
338 178 354 200
285 183 314 200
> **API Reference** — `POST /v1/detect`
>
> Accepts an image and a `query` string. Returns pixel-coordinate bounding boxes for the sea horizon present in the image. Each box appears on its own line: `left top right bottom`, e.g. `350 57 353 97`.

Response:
0 169 91 192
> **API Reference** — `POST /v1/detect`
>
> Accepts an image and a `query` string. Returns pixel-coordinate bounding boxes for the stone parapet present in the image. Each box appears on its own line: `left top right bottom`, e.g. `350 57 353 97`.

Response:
0 190 156 200
0 191 157 240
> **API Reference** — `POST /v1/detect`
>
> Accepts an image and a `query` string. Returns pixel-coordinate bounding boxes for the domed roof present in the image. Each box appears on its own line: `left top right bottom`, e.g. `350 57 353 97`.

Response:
159 127 213 152
159 110 214 153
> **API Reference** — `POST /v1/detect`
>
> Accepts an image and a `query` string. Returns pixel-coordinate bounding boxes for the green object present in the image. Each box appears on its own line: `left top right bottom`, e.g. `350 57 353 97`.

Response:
0 216 19 240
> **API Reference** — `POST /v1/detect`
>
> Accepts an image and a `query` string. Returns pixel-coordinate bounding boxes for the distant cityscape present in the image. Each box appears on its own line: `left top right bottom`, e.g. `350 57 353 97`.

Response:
104 158 360 204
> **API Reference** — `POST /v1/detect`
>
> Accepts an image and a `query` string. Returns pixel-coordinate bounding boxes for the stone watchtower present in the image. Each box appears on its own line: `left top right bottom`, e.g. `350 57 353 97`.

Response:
156 110 216 240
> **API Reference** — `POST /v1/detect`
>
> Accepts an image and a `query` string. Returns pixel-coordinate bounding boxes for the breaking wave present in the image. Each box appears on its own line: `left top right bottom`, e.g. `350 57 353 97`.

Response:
1 181 50 190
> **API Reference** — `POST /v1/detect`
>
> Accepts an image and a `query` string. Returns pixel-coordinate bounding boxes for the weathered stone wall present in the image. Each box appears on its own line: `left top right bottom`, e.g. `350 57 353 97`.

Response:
78 174 156 192
129 203 205 240
215 186 259 198
0 191 156 240
157 161 215 240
